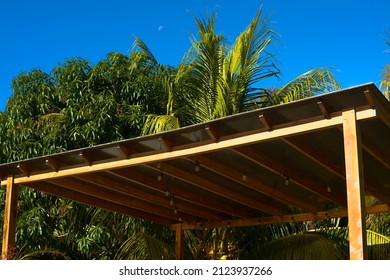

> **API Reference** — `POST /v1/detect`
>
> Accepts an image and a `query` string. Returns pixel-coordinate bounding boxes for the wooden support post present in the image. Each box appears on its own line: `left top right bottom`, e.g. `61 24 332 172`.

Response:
342 109 367 260
2 176 19 260
174 224 184 260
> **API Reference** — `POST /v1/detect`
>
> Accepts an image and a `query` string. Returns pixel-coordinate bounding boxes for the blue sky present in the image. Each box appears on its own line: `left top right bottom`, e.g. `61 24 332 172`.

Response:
1 0 389 111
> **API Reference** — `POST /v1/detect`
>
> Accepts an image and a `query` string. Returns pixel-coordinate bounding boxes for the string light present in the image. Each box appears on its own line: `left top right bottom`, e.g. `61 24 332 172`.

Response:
195 162 200 172
284 177 290 186
157 173 163 181
169 194 175 206
242 173 247 181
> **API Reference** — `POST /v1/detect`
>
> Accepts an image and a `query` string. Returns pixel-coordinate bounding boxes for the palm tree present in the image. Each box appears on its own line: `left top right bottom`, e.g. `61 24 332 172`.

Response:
142 7 280 134
136 7 342 260
141 7 340 135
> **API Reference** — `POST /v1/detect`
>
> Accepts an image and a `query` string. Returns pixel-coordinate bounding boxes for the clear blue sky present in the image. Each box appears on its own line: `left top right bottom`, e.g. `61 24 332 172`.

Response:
1 0 389 111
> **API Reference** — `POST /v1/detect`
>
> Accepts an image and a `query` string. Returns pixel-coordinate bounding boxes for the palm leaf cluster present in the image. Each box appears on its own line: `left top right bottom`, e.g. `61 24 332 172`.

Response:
141 8 340 135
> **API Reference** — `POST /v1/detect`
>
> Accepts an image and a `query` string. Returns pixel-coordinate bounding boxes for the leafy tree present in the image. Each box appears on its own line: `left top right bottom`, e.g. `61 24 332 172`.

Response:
0 48 170 259
380 33 390 100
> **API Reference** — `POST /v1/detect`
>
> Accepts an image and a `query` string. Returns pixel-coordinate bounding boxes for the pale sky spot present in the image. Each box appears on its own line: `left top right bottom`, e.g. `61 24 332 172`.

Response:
158 25 164 31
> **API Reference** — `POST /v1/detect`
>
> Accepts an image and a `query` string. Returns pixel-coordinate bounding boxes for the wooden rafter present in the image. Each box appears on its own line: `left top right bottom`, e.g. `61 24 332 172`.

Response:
284 134 390 205
27 181 174 225
188 154 318 213
175 204 390 230
75 172 226 221
159 137 173 152
45 158 60 172
361 134 390 171
259 113 274 131
317 99 333 119
17 163 31 177
44 177 190 222
108 168 252 219
205 124 219 142
79 151 94 166
283 135 345 179
117 144 133 159
148 162 286 216
233 146 347 206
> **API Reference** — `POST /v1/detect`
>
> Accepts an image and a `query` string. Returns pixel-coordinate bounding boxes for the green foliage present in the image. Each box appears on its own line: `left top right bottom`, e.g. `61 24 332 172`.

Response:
142 7 340 136
265 68 341 105
380 31 390 99
252 233 345 260
0 6 388 261
115 232 176 260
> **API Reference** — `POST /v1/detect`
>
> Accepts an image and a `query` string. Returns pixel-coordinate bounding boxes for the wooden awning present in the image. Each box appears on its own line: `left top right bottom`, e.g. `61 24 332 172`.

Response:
1 83 390 259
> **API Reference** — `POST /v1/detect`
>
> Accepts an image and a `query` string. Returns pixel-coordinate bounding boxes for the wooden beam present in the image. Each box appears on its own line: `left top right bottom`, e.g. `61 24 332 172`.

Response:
233 146 347 207
45 158 60 172
173 224 185 260
17 163 31 177
363 90 375 108
361 134 390 171
317 99 332 119
27 181 174 225
284 135 346 179
189 154 318 213
259 113 274 131
117 144 133 159
372 88 390 128
159 137 173 152
176 204 390 230
45 177 190 222
2 176 19 260
2 108 377 187
285 134 390 205
342 109 367 260
79 151 94 166
76 172 225 221
205 124 219 142
150 162 287 216
109 168 251 219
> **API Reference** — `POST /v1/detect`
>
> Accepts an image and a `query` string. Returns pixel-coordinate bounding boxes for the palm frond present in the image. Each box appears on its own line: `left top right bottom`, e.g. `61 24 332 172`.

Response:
269 67 340 105
379 79 390 100
132 36 158 66
115 232 176 260
252 233 345 260
131 36 164 74
142 114 180 135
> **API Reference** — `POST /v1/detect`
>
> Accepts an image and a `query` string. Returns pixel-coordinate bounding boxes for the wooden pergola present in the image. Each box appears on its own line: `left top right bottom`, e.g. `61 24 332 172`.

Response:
1 83 390 260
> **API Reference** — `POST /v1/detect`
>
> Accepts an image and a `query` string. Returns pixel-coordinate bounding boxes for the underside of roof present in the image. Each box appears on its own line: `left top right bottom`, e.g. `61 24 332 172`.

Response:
1 83 390 230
